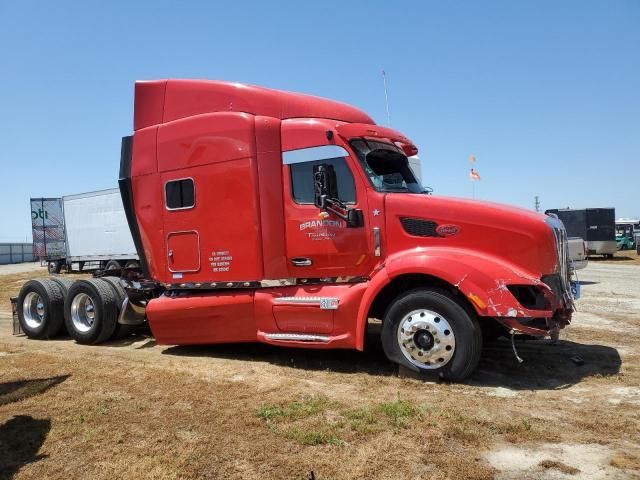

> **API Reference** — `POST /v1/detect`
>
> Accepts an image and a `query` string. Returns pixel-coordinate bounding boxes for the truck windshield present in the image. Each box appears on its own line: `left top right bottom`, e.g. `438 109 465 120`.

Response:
350 139 423 193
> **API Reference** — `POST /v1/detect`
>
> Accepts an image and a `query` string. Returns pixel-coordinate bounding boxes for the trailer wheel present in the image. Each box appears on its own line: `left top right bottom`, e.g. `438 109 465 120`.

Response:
48 261 62 274
124 260 140 270
17 279 65 339
104 260 122 272
381 288 482 381
101 276 134 339
64 279 118 344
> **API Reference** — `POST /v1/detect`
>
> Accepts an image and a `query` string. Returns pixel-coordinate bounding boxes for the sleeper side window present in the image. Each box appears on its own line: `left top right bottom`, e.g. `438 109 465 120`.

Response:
290 157 356 205
165 178 195 210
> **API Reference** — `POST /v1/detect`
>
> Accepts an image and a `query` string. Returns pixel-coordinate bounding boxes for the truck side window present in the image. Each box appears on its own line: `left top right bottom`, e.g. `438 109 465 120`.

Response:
165 178 195 210
290 157 356 205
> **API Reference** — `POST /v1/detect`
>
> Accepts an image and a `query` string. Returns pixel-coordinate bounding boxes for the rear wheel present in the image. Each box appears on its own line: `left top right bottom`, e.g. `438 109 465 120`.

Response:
48 277 76 336
381 288 482 381
49 277 75 296
64 279 118 344
104 260 122 273
101 276 134 338
17 279 65 339
124 260 140 270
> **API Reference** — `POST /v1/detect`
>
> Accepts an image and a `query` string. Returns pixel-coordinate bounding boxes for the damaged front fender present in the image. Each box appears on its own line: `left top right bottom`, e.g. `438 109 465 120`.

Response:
381 247 572 335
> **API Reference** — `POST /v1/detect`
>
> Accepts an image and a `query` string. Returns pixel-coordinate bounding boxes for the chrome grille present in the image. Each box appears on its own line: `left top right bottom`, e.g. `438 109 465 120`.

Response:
546 216 575 309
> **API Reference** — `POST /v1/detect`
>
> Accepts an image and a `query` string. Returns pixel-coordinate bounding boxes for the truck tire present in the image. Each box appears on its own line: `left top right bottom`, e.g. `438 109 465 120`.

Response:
64 279 119 344
101 276 134 338
48 261 62 274
48 277 76 336
124 260 140 270
49 277 75 296
381 288 482 381
17 279 65 339
104 260 122 272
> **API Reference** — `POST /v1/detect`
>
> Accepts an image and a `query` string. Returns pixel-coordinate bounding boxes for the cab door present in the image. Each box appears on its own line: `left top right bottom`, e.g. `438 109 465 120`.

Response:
282 145 375 278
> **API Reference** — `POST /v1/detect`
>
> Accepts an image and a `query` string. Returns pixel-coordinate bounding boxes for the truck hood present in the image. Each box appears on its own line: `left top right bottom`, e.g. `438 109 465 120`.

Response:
384 194 558 277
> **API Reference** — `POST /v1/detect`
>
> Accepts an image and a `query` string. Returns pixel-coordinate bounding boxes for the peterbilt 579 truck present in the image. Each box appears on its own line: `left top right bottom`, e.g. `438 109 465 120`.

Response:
16 80 576 380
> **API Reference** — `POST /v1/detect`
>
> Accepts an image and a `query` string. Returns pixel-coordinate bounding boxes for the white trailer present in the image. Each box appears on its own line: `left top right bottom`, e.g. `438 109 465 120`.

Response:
42 188 139 273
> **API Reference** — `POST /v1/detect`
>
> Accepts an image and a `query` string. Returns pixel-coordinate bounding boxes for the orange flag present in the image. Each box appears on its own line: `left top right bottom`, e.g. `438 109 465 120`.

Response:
469 154 476 163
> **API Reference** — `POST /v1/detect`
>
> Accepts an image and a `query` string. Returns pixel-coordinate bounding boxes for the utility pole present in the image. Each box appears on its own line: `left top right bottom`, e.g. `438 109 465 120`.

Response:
534 195 540 212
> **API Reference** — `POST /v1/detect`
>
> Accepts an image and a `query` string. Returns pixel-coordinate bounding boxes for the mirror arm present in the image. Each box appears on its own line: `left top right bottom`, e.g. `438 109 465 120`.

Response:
324 198 349 222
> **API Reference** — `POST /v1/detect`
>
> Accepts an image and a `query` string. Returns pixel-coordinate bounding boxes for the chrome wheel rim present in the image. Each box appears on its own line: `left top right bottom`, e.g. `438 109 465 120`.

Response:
397 309 456 369
70 293 96 333
23 292 45 329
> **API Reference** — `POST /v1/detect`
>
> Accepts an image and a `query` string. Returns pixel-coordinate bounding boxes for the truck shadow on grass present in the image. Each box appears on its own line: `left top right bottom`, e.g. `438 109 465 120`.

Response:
0 415 51 480
0 375 69 407
162 338 620 391
0 375 68 480
470 338 621 390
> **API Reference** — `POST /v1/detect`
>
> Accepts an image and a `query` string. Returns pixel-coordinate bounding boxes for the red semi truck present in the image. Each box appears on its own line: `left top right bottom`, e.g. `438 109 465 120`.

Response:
16 80 576 380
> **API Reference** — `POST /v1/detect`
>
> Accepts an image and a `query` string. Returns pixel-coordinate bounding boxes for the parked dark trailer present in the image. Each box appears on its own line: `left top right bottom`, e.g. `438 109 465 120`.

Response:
546 208 616 257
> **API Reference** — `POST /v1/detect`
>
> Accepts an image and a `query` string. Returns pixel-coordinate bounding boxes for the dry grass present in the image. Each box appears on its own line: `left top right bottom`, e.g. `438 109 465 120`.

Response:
1 264 640 478
0 270 88 315
592 248 640 265
609 452 640 471
538 459 580 474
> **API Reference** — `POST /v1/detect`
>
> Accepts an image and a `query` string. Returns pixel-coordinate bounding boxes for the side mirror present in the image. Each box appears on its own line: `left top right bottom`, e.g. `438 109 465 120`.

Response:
313 164 338 209
312 163 363 228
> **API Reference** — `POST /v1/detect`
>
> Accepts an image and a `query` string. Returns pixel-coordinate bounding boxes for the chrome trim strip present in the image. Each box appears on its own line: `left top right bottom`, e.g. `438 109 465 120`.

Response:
282 145 349 165
259 279 297 287
165 277 367 290
264 333 330 343
274 296 339 310
545 217 575 308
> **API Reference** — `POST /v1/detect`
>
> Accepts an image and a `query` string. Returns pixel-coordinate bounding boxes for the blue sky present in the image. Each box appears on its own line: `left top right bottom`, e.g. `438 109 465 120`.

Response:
1 0 638 242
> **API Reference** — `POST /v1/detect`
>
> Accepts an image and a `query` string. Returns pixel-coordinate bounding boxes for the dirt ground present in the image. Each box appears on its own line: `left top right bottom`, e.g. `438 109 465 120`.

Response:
1 263 639 479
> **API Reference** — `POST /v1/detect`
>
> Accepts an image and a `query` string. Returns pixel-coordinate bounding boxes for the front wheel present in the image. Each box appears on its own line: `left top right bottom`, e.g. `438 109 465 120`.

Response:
381 288 482 381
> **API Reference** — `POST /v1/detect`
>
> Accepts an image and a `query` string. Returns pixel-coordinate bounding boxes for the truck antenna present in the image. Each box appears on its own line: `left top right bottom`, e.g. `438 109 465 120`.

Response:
535 195 540 212
382 70 391 126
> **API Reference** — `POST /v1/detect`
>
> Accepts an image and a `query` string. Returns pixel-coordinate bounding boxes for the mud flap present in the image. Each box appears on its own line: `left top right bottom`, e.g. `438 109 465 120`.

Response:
11 297 23 335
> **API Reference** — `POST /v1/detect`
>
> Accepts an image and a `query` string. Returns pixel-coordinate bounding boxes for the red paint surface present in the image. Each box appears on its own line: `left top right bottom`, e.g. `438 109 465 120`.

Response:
147 291 256 345
131 80 572 347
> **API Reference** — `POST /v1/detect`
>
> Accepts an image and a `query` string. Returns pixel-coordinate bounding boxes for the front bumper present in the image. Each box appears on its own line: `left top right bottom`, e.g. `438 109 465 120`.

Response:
496 310 572 337
491 271 576 338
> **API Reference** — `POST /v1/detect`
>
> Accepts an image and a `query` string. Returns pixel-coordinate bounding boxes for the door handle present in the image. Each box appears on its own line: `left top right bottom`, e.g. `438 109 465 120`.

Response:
291 257 312 267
